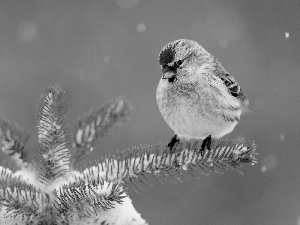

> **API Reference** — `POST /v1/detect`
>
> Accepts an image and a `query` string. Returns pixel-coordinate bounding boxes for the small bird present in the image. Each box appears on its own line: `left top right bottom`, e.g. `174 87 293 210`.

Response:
156 39 249 155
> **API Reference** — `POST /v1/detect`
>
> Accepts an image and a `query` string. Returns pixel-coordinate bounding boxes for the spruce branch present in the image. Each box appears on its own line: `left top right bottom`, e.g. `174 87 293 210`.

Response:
0 117 29 165
0 87 145 224
77 139 257 193
0 166 49 222
0 165 37 187
71 96 132 166
0 86 256 224
53 179 126 219
0 179 44 220
1 166 127 223
36 87 71 183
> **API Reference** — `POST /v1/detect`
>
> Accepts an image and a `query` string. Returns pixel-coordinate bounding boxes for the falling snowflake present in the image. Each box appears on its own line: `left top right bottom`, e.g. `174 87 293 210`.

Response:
261 154 277 173
285 32 290 38
136 23 146 33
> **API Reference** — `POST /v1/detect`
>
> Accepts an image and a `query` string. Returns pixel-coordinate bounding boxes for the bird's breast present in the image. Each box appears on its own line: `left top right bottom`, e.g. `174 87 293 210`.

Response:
156 76 242 137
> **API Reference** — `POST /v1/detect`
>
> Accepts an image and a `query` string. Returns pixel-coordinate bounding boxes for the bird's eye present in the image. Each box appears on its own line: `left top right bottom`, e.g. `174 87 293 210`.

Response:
174 60 183 68
162 64 176 73
162 59 184 73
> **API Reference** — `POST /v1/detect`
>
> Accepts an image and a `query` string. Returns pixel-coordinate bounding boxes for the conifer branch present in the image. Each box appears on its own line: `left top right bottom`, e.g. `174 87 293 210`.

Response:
53 179 126 219
1 167 126 222
36 87 71 183
0 86 257 224
0 117 29 165
71 97 132 166
0 166 36 185
0 166 48 222
0 167 21 183
77 139 257 192
0 179 44 220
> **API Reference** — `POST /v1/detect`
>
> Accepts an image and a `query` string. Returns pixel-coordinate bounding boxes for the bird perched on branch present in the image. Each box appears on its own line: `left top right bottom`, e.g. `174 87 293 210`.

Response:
156 39 249 154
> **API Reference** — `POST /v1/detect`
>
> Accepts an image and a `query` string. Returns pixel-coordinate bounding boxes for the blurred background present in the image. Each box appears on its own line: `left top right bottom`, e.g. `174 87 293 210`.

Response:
0 0 300 224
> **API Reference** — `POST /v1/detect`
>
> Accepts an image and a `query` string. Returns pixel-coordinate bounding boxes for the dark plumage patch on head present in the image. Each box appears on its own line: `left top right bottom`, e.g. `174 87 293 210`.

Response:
159 46 175 66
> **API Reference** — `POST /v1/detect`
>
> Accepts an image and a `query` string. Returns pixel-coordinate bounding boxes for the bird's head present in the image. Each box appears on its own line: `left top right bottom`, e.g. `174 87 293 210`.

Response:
159 39 204 82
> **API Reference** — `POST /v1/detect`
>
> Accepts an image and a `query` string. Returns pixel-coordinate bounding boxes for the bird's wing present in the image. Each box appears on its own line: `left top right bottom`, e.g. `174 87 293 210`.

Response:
219 73 240 97
213 58 247 102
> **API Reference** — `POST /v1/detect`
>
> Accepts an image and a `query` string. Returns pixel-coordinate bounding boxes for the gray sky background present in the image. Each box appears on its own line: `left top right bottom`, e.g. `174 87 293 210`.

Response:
0 1 300 224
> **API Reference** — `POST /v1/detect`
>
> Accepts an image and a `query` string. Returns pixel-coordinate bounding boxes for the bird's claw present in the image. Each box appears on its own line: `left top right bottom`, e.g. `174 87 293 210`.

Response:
167 135 180 153
200 135 212 157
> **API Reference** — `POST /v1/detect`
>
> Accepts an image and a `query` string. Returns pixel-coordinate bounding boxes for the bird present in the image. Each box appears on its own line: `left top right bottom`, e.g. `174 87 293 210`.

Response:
156 39 249 155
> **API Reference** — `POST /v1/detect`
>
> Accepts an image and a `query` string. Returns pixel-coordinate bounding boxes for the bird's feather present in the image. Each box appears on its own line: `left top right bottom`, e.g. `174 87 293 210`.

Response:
213 58 247 102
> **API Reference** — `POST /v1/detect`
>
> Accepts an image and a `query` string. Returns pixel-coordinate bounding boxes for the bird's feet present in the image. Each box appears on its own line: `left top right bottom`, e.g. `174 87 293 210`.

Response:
200 135 212 156
167 135 180 153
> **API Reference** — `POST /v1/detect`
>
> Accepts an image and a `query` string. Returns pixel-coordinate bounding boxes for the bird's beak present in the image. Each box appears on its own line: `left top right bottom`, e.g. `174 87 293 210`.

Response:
162 71 175 79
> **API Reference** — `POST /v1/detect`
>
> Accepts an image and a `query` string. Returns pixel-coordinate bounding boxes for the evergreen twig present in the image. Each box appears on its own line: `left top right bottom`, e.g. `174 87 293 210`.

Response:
0 87 256 224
